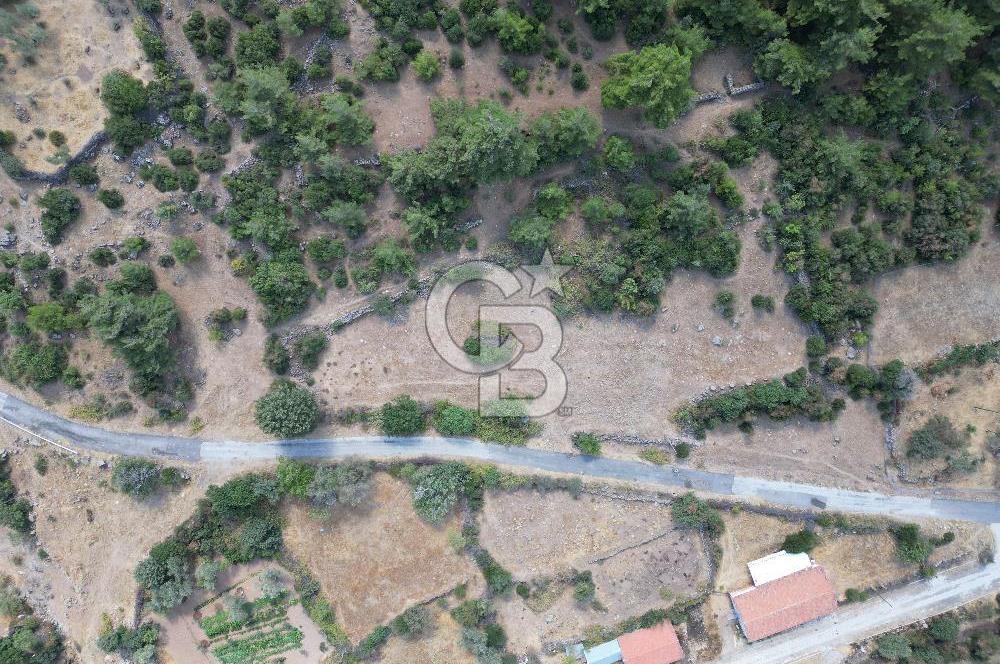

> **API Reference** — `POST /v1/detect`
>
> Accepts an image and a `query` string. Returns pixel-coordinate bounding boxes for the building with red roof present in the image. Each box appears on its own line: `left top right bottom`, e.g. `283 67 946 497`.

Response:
583 621 684 664
729 564 837 642
618 621 684 664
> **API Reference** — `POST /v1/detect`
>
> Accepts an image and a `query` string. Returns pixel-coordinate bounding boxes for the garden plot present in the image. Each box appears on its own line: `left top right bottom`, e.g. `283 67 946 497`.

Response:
480 489 710 654
281 472 480 641
159 563 325 664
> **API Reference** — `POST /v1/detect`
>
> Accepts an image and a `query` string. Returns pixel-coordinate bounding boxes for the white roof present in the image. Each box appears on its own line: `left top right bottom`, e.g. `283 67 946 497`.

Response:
747 551 812 586
584 639 622 664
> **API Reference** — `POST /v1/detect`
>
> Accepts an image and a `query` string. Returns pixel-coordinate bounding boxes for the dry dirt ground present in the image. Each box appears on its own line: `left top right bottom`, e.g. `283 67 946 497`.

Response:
0 433 223 663
281 472 481 642
0 0 150 171
479 489 710 654
894 364 1000 489
869 233 1000 366
716 511 993 597
378 603 475 664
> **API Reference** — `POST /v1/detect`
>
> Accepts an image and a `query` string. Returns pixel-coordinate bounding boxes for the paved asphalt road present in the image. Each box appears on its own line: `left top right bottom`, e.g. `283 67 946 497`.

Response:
1 390 998 523
1 390 999 663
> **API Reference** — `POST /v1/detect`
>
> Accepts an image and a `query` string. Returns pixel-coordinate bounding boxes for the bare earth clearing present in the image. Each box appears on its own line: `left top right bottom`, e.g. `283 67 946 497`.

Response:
281 472 480 641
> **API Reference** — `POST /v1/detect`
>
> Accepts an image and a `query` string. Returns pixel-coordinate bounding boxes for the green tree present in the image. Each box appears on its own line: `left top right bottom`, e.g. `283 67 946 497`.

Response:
412 50 440 81
381 395 425 436
37 188 81 244
100 70 148 116
601 44 695 128
254 380 319 437
249 259 316 325
876 633 912 660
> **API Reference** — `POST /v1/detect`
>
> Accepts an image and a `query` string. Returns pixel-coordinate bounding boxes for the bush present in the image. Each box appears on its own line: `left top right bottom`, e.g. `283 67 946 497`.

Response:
194 149 225 173
781 529 819 553
907 415 967 461
170 237 200 264
750 294 774 312
805 335 827 358
263 334 290 374
100 70 148 116
249 259 316 325
111 457 162 497
381 395 425 436
876 633 912 660
893 523 933 564
602 136 635 170
69 163 99 185
433 402 477 436
671 493 723 537
572 432 602 456
410 462 468 523
412 50 440 81
294 331 327 370
254 380 319 437
37 188 81 244
449 48 465 69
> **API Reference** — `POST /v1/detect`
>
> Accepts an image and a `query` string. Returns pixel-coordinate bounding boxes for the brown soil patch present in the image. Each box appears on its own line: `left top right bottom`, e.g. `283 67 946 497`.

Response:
281 473 479 642
895 365 1000 489
379 605 474 664
869 236 1000 365
481 490 709 653
0 435 208 662
0 0 150 172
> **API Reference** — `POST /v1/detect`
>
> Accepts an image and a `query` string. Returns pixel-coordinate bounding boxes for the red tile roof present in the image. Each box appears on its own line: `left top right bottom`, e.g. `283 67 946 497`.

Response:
619 621 684 664
730 565 837 642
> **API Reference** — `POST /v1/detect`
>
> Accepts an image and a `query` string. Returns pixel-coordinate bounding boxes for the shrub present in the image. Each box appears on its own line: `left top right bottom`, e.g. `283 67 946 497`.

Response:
449 48 465 69
433 402 477 436
294 331 327 370
876 633 912 661
781 529 819 553
844 588 868 602
111 457 162 497
714 289 735 319
410 462 468 523
602 136 635 170
805 335 827 358
170 237 200 264
254 380 319 437
263 334 290 374
907 415 967 461
671 493 723 536
893 523 933 564
750 294 774 312
98 189 125 209
391 605 431 638
194 149 224 173
412 50 440 81
100 70 148 116
4 341 67 388
572 432 601 456
69 163 99 185
37 188 81 244
381 395 425 436
249 259 316 325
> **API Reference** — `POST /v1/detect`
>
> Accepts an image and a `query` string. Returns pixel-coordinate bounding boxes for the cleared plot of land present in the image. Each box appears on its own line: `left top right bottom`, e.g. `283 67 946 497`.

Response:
480 490 709 654
281 473 479 642
894 364 1000 489
869 236 1000 365
379 606 474 664
0 436 206 663
0 0 149 171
